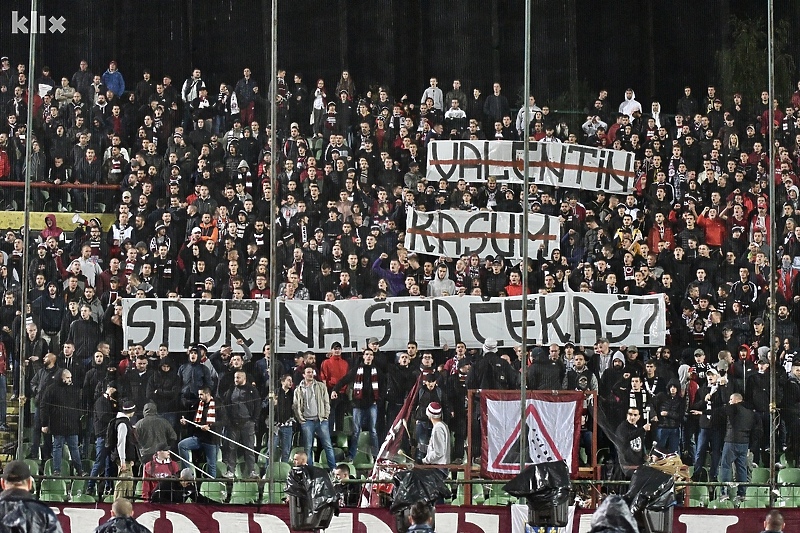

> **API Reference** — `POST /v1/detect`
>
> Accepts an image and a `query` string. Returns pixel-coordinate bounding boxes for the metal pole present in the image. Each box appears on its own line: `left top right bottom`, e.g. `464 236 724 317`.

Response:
519 0 531 473
17 0 37 459
267 0 279 499
766 0 777 502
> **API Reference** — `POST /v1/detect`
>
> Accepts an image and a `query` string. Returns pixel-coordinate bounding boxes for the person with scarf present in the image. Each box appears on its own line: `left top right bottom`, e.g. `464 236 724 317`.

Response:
331 347 384 461
178 386 218 478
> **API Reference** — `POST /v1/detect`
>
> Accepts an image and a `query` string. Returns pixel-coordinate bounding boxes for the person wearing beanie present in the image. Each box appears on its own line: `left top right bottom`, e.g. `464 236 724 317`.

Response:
422 401 450 474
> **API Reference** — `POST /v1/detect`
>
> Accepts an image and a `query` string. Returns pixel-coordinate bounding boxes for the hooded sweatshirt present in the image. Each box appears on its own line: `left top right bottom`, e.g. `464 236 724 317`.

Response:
619 90 642 120
133 402 177 458
654 379 684 428
39 214 63 241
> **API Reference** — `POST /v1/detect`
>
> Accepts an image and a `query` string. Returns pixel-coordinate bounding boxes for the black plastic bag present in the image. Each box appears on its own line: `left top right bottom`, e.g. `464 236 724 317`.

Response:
502 460 570 510
624 466 675 513
588 495 640 533
389 469 452 513
285 464 339 512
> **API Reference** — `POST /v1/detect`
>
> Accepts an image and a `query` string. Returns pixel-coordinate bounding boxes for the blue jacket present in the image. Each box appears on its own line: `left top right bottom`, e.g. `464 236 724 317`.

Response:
102 69 125 97
371 257 405 296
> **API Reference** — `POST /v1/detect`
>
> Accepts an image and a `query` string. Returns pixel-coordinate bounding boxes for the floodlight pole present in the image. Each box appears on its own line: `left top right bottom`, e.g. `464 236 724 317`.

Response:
519 0 532 473
17 0 37 459
266 0 279 499
766 0 777 504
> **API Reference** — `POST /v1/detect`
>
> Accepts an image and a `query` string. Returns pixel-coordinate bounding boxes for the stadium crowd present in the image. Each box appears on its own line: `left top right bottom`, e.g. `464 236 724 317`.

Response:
2 54 800 502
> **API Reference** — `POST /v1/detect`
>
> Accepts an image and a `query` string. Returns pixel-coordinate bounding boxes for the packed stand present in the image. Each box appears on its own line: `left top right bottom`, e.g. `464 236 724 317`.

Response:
2 53 800 501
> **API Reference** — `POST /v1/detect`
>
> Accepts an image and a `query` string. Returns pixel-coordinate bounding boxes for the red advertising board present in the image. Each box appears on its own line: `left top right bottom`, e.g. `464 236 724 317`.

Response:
50 503 510 533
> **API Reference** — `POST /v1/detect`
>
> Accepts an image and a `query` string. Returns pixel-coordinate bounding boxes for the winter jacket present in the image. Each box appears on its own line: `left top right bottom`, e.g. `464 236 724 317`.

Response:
293 379 330 422
66 317 101 360
120 367 151 416
40 368 84 436
177 360 212 409
654 380 685 429
319 355 349 393
95 516 152 533
32 294 65 334
723 402 760 445
221 383 261 425
466 352 517 390
0 488 62 533
134 403 177 458
141 456 180 501
146 360 181 416
386 363 418 405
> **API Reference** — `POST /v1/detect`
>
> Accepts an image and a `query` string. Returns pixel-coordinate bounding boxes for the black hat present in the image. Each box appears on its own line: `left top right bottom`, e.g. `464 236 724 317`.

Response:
331 341 342 349
282 232 294 242
424 373 438 382
156 442 171 452
121 400 136 412
457 358 472 369
2 460 31 482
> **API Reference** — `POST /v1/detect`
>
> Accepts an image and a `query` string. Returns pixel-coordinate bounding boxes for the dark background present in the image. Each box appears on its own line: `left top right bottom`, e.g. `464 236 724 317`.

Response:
1 0 799 113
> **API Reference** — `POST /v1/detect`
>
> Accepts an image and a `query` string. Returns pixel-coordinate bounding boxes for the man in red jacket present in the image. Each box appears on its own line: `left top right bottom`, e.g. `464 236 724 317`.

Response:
319 341 349 434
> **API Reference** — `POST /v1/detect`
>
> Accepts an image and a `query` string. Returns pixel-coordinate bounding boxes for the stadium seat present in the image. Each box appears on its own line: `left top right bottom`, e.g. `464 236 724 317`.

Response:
39 479 68 502
23 459 39 477
687 485 709 505
687 499 704 507
229 481 259 504
199 481 227 503
70 478 88 498
778 468 800 485
751 468 770 484
707 499 734 509
263 482 286 503
264 461 291 480
744 486 771 507
70 494 98 503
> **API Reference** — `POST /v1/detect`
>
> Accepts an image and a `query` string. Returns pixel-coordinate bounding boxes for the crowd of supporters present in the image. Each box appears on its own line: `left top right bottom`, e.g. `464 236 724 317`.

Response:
3 53 800 495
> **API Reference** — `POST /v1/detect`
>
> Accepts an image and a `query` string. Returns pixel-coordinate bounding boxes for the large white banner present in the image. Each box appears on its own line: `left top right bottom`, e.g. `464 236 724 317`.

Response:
122 293 666 354
427 140 635 193
482 391 583 478
404 209 561 259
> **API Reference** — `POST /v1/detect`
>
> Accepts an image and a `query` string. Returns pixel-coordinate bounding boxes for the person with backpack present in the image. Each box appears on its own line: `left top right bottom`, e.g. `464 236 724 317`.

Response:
141 444 180 501
107 401 139 499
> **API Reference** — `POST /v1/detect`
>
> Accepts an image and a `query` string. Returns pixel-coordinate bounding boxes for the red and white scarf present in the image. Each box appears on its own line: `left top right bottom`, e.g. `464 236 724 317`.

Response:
353 366 379 401
195 398 216 425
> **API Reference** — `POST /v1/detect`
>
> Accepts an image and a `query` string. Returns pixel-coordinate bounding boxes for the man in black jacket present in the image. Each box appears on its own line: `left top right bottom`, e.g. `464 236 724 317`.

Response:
87 383 117 496
615 406 651 478
40 369 85 477
719 393 760 501
27 352 59 462
690 367 731 482
0 460 62 533
653 379 684 454
221 371 261 479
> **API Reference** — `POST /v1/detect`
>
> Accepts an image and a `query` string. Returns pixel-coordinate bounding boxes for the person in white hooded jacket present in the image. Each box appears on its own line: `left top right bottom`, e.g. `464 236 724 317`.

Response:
619 89 642 121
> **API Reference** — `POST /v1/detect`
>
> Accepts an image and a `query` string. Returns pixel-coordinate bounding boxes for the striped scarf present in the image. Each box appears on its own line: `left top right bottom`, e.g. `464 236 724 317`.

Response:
195 398 216 425
353 366 379 401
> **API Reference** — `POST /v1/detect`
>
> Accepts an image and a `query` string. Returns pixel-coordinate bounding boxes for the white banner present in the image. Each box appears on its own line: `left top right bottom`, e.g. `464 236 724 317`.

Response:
404 209 561 259
482 391 583 478
426 140 635 193
123 293 666 354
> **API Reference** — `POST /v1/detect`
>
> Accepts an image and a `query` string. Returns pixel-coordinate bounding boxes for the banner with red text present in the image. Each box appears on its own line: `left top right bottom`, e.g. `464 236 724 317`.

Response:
50 503 510 533
481 390 583 478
